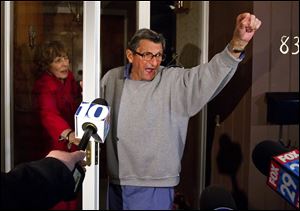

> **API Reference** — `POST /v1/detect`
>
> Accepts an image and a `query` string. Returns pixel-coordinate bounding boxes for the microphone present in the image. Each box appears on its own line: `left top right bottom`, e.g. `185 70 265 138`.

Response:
252 140 289 176
199 185 237 210
252 140 299 208
72 98 110 193
75 98 110 146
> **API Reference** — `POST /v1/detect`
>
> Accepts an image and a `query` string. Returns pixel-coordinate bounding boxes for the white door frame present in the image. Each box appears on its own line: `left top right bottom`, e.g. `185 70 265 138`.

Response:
3 1 14 173
82 1 101 210
137 1 150 29
198 0 209 200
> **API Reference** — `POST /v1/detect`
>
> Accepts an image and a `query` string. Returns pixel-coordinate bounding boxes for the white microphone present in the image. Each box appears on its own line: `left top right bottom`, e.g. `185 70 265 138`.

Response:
74 98 110 149
72 98 110 193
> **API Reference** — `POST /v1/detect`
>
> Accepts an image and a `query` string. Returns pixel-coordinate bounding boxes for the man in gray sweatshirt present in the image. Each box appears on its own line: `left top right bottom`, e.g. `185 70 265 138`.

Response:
101 12 262 210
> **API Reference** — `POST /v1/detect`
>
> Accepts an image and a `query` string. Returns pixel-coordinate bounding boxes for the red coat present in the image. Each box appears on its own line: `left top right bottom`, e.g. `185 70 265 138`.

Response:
32 71 82 210
33 70 81 154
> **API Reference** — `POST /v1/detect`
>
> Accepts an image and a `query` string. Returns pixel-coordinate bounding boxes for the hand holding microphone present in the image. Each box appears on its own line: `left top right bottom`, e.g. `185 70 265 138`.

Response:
72 98 110 193
46 150 86 172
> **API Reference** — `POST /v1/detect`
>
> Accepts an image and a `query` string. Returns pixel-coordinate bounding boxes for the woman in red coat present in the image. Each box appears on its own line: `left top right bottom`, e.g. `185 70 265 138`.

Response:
32 40 82 210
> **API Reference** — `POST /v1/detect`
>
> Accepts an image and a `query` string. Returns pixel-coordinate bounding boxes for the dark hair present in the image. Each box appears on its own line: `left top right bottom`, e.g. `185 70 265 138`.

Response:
34 40 68 71
128 28 166 51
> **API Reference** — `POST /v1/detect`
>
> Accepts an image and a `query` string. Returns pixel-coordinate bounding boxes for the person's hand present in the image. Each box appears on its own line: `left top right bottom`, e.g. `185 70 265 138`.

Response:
60 130 81 149
46 150 86 171
229 13 262 54
68 131 81 146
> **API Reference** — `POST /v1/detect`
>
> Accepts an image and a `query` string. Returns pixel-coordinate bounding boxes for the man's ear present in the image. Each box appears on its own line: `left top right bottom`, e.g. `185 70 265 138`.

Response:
126 49 133 63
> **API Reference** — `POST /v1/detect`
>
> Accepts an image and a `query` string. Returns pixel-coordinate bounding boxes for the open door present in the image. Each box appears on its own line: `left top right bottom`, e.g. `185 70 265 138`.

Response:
2 1 150 210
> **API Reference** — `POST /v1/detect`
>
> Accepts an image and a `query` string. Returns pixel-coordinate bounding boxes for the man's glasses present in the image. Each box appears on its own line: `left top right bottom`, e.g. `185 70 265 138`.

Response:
131 49 166 62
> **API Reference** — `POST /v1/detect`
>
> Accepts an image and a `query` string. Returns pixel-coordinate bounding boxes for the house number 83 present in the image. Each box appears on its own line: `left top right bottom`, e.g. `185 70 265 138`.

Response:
280 36 299 55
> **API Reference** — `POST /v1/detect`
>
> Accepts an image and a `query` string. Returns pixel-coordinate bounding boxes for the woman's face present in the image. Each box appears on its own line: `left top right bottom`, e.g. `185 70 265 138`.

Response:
48 56 70 80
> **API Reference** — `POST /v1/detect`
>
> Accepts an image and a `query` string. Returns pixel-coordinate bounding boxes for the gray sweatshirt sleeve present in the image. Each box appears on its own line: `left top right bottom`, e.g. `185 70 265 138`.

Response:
171 45 242 117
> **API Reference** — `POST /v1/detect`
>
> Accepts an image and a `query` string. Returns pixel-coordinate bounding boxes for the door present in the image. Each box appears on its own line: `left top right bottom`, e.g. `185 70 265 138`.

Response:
1 1 149 210
206 2 253 210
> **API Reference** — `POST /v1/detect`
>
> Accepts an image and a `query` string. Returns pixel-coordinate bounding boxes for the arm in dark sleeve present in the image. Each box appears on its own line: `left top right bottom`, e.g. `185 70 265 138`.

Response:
1 157 76 209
